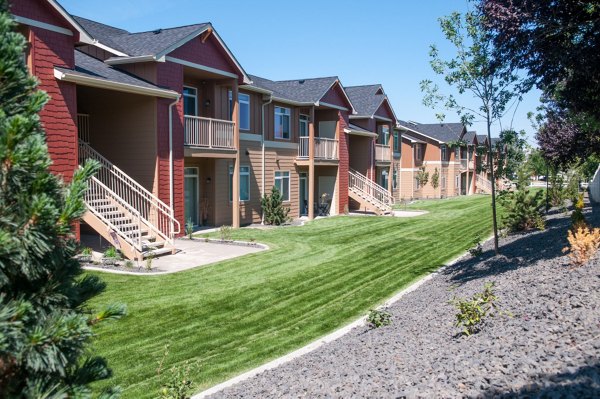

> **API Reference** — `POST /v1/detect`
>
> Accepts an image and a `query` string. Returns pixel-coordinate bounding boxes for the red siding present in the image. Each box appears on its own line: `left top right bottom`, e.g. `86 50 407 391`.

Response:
10 0 78 38
374 99 395 121
168 34 241 80
156 62 185 234
338 111 350 213
320 82 352 110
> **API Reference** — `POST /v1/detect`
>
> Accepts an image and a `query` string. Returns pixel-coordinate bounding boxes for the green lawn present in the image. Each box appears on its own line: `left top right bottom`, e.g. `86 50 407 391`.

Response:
89 195 494 397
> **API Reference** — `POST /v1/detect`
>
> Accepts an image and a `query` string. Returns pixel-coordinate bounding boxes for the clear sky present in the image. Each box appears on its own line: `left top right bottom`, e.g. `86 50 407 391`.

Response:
60 0 541 145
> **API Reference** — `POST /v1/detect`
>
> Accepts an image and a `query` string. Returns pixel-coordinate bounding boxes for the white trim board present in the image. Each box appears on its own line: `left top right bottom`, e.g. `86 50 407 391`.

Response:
13 15 73 36
165 56 238 79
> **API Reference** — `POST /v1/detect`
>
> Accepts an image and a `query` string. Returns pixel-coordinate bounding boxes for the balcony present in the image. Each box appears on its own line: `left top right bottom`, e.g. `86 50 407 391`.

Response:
298 137 338 161
459 158 475 170
184 115 235 150
375 144 391 163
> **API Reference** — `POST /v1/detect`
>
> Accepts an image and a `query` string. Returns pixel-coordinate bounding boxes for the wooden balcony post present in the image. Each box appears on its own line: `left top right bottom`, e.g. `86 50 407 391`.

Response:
308 106 315 220
232 79 240 228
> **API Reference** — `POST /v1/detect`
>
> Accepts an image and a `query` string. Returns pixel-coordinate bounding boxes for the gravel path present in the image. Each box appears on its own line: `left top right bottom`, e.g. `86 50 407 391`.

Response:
209 203 600 398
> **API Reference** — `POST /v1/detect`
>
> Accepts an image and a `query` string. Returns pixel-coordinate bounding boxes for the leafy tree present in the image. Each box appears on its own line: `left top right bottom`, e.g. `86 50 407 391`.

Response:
526 149 549 180
421 8 522 254
495 129 527 180
482 0 600 165
431 168 440 194
0 2 124 397
415 165 429 189
261 186 290 225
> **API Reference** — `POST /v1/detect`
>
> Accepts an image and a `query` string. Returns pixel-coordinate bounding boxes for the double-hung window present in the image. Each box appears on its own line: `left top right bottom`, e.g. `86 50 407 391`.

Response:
393 131 399 152
274 171 290 201
183 86 198 116
441 145 447 161
393 166 397 189
416 144 423 161
275 107 291 139
378 125 390 145
228 91 251 131
229 165 250 201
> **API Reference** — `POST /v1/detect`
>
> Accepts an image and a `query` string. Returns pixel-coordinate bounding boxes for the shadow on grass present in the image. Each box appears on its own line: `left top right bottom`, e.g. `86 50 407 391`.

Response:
443 201 599 285
483 357 600 398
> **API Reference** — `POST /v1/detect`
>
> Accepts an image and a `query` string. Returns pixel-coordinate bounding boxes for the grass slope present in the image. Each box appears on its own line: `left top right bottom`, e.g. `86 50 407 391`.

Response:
90 195 493 397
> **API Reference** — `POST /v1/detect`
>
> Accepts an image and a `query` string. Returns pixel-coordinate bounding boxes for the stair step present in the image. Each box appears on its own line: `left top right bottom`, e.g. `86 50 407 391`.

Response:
143 246 171 258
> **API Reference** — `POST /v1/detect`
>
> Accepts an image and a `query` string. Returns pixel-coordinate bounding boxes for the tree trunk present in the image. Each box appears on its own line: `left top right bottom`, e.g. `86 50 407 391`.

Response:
487 117 500 255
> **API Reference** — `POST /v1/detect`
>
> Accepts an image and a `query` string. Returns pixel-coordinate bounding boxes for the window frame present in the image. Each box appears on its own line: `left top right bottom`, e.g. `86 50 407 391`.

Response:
299 114 309 137
274 171 291 202
183 86 198 116
393 131 399 152
274 106 291 140
415 144 423 161
441 145 447 161
378 124 390 145
229 91 251 131
229 165 250 202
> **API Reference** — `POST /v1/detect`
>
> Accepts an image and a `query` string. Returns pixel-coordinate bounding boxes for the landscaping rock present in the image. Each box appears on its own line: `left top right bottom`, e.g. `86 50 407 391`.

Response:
209 203 600 398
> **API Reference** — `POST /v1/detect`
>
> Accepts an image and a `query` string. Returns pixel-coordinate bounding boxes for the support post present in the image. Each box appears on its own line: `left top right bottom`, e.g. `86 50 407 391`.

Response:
308 106 315 220
388 124 393 193
232 79 240 228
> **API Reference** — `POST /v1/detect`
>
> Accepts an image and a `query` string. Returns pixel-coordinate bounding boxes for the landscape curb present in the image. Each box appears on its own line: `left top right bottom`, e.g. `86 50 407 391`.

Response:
191 234 494 398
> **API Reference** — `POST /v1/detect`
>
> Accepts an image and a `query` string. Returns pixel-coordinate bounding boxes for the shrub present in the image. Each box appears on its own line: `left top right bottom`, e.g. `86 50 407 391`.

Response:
562 225 600 267
261 186 290 225
185 218 194 239
431 167 440 191
219 225 232 241
145 253 155 271
80 247 93 257
450 282 500 336
415 165 429 188
468 236 483 257
124 260 135 269
498 167 546 232
571 193 586 229
367 309 392 328
157 345 195 399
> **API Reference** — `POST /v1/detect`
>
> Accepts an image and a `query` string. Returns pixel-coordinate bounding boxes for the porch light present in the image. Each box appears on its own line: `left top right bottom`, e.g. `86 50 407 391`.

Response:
206 177 211 184
204 99 211 108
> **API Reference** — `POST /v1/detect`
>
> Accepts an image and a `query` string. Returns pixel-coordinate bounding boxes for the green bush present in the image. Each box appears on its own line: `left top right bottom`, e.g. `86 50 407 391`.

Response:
185 218 194 239
261 186 290 226
219 225 232 241
157 345 195 399
367 309 392 328
498 167 546 232
450 282 499 336
571 193 586 229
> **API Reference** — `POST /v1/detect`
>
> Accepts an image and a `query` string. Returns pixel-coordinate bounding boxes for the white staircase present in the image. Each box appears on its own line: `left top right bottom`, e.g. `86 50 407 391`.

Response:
348 168 394 215
476 174 493 194
79 140 180 260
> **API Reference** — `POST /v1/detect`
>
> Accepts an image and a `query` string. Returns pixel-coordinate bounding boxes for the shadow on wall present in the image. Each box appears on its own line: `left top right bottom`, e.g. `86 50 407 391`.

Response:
443 202 599 285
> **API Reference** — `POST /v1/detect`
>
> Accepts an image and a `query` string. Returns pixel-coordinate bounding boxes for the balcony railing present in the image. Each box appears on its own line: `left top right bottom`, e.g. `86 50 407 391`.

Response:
184 115 235 149
459 158 475 169
375 144 391 162
298 137 338 160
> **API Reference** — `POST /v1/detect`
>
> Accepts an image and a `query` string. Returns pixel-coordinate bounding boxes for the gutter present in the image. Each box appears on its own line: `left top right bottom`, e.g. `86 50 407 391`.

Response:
261 93 273 224
54 68 178 99
105 55 164 65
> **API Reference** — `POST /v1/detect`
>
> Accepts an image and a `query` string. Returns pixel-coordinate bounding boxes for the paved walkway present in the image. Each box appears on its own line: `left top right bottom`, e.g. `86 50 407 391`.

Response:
83 238 267 275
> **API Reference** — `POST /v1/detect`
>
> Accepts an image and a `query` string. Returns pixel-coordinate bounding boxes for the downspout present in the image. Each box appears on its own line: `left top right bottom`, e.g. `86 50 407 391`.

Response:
168 95 181 240
261 93 273 224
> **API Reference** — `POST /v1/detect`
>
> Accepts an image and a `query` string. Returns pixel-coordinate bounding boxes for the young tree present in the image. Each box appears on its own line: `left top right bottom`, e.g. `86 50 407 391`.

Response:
415 165 429 189
261 186 290 225
431 168 440 195
0 2 124 397
421 8 522 255
495 129 527 180
482 0 600 165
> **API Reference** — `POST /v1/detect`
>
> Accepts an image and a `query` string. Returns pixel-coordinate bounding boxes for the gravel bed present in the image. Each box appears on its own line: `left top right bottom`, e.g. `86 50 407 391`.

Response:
209 203 600 398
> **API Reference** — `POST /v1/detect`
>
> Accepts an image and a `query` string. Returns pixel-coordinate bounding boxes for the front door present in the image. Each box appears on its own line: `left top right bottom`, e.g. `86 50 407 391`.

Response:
184 167 199 225
299 173 308 216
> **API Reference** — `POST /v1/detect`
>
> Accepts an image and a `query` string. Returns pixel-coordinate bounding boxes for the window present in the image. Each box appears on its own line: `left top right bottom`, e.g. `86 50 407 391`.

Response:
378 125 390 145
381 170 389 190
299 114 309 137
393 131 399 152
229 91 251 131
229 165 250 201
183 86 197 116
415 144 423 161
393 166 397 189
415 177 420 190
455 147 460 159
455 174 460 188
274 171 290 201
441 175 446 189
275 107 291 139
441 145 447 161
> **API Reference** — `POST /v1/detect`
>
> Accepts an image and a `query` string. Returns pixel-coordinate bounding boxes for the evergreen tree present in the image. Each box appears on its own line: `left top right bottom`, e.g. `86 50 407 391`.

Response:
0 1 124 397
261 186 290 226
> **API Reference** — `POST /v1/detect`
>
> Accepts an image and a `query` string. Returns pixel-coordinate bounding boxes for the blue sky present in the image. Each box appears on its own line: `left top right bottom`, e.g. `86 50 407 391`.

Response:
61 0 541 145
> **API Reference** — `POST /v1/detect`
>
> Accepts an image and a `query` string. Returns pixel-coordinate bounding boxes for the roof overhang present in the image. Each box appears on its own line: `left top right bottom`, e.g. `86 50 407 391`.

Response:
345 126 378 138
54 68 180 99
317 79 356 114
105 55 164 65
397 124 444 144
46 0 94 44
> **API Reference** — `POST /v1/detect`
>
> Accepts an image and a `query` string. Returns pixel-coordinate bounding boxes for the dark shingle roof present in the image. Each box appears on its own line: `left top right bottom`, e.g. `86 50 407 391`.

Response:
56 50 170 91
348 123 374 134
463 130 477 144
397 120 465 143
248 74 339 104
345 85 385 117
477 134 487 144
73 15 209 57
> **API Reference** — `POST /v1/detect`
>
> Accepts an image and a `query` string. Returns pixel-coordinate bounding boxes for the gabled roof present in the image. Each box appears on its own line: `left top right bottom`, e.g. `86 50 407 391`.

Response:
477 134 487 145
54 50 178 99
248 74 355 111
463 131 477 144
397 120 465 143
402 133 426 144
345 84 397 121
72 15 250 83
346 123 378 138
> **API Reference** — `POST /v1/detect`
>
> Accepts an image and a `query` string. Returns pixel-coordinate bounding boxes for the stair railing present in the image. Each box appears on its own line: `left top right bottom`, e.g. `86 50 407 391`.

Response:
348 168 395 210
79 140 180 244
